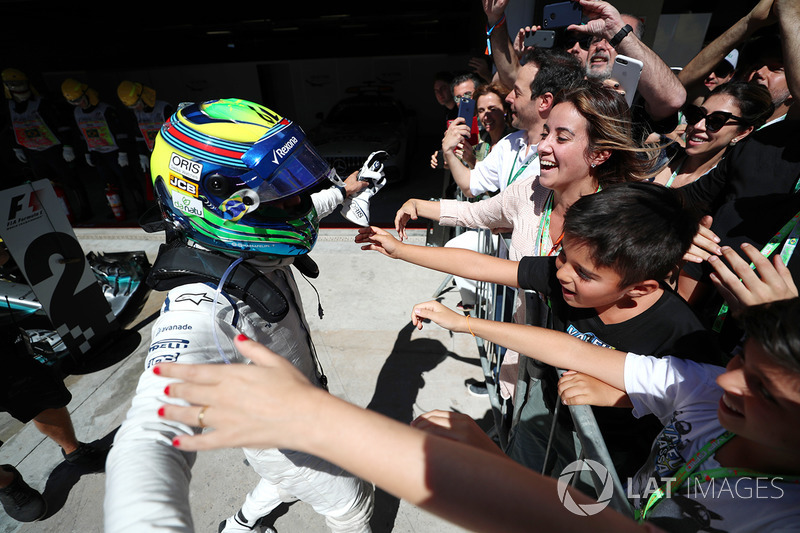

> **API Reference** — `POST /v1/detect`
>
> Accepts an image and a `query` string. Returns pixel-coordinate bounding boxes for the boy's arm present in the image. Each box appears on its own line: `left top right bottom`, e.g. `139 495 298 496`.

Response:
411 300 628 391
356 226 521 288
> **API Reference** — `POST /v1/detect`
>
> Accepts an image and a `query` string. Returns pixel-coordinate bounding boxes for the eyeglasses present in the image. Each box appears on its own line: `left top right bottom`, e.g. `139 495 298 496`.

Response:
454 92 473 105
564 35 591 51
683 105 743 132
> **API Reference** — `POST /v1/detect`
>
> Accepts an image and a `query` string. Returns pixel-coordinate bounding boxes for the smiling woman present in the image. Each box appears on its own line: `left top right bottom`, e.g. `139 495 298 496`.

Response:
653 81 774 188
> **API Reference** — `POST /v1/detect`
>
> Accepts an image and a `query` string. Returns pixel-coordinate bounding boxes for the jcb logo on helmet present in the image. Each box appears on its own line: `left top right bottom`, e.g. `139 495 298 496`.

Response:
169 174 198 197
169 153 202 181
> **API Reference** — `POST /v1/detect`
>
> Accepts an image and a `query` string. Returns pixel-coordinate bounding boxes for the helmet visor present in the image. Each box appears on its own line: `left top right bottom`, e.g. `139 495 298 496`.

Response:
241 123 332 202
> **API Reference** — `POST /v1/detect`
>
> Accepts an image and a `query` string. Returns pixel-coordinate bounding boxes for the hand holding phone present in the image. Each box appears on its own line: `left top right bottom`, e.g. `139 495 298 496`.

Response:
456 98 479 146
523 29 555 49
609 54 643 107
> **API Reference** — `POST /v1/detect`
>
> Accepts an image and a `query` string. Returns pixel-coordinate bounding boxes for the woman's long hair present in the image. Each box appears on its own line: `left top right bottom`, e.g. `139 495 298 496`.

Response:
553 82 661 186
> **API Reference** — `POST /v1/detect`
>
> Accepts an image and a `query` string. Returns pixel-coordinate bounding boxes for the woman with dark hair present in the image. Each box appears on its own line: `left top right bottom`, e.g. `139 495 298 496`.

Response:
654 81 774 188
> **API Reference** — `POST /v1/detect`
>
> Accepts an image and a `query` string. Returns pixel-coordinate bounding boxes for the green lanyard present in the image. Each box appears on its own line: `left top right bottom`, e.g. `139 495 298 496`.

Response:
637 431 733 522
713 177 800 332
507 145 537 187
536 185 602 257
637 430 800 523
535 192 558 257
665 157 684 188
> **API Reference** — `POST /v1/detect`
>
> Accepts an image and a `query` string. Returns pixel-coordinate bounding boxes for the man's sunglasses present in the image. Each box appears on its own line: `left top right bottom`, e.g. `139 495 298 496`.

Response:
683 105 743 132
711 62 734 79
564 35 591 51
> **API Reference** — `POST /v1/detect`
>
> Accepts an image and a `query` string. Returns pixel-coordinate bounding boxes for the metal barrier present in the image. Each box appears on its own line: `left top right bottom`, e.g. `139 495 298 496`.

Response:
469 231 634 517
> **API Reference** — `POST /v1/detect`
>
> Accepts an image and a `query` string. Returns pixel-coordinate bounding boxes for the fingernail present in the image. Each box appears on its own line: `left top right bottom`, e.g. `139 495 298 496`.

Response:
153 366 161 375
164 385 170 396
236 333 249 342
158 407 165 417
172 438 180 447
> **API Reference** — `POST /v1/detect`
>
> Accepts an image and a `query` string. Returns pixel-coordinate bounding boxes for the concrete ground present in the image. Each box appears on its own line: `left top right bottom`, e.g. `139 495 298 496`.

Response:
0 225 492 533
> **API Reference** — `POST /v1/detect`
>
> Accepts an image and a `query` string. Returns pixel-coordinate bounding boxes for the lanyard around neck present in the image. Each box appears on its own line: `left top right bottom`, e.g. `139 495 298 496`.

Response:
637 431 734 522
507 144 537 187
536 192 559 257
713 176 800 332
637 430 800 522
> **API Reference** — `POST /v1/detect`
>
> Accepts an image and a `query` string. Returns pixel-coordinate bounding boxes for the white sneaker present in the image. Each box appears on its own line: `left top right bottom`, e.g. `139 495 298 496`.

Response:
218 509 276 533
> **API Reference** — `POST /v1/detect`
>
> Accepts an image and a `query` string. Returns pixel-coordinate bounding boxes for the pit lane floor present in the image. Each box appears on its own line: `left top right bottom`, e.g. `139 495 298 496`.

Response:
0 227 490 533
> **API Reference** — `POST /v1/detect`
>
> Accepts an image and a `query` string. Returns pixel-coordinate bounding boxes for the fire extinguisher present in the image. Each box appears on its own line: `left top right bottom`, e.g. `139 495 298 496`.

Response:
51 181 74 223
105 183 125 221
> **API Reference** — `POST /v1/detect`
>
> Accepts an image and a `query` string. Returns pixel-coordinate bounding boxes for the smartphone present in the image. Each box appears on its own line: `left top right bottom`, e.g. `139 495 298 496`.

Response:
610 54 643 107
456 98 479 146
524 30 555 49
457 97 475 121
542 1 582 29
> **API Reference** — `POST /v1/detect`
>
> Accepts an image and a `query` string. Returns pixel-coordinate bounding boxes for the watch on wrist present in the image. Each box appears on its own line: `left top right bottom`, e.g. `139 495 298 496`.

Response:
609 24 632 48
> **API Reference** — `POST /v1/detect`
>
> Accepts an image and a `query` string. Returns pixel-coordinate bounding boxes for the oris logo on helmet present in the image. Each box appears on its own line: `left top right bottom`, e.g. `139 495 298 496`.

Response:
169 174 198 197
169 153 202 181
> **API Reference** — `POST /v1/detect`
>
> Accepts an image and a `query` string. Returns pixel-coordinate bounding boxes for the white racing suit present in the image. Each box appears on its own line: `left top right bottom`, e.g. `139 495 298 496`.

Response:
105 188 373 532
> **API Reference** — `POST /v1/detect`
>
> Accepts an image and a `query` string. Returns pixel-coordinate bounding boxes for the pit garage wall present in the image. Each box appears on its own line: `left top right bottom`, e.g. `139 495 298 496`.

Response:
44 53 472 140
43 0 715 143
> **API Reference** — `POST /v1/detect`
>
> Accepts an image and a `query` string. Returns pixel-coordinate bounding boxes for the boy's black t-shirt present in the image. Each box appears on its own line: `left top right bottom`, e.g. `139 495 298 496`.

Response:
516 256 723 478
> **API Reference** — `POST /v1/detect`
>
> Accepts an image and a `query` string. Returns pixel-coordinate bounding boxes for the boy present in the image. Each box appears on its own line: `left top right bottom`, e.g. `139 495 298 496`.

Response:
357 182 723 480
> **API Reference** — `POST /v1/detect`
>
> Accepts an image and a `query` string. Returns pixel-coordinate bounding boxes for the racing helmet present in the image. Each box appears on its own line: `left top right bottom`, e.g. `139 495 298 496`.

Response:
150 98 334 257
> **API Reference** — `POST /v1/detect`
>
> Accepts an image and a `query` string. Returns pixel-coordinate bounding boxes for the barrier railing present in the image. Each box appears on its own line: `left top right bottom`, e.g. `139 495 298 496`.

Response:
471 231 633 517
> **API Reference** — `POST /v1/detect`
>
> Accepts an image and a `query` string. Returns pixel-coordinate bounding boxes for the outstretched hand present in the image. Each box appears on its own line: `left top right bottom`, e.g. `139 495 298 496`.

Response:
355 226 404 258
411 410 505 457
411 300 467 332
156 336 320 452
708 243 798 315
394 199 422 241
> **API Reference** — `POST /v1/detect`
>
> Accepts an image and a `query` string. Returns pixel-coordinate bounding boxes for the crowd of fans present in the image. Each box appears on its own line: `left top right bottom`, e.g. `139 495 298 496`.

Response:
160 0 800 531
